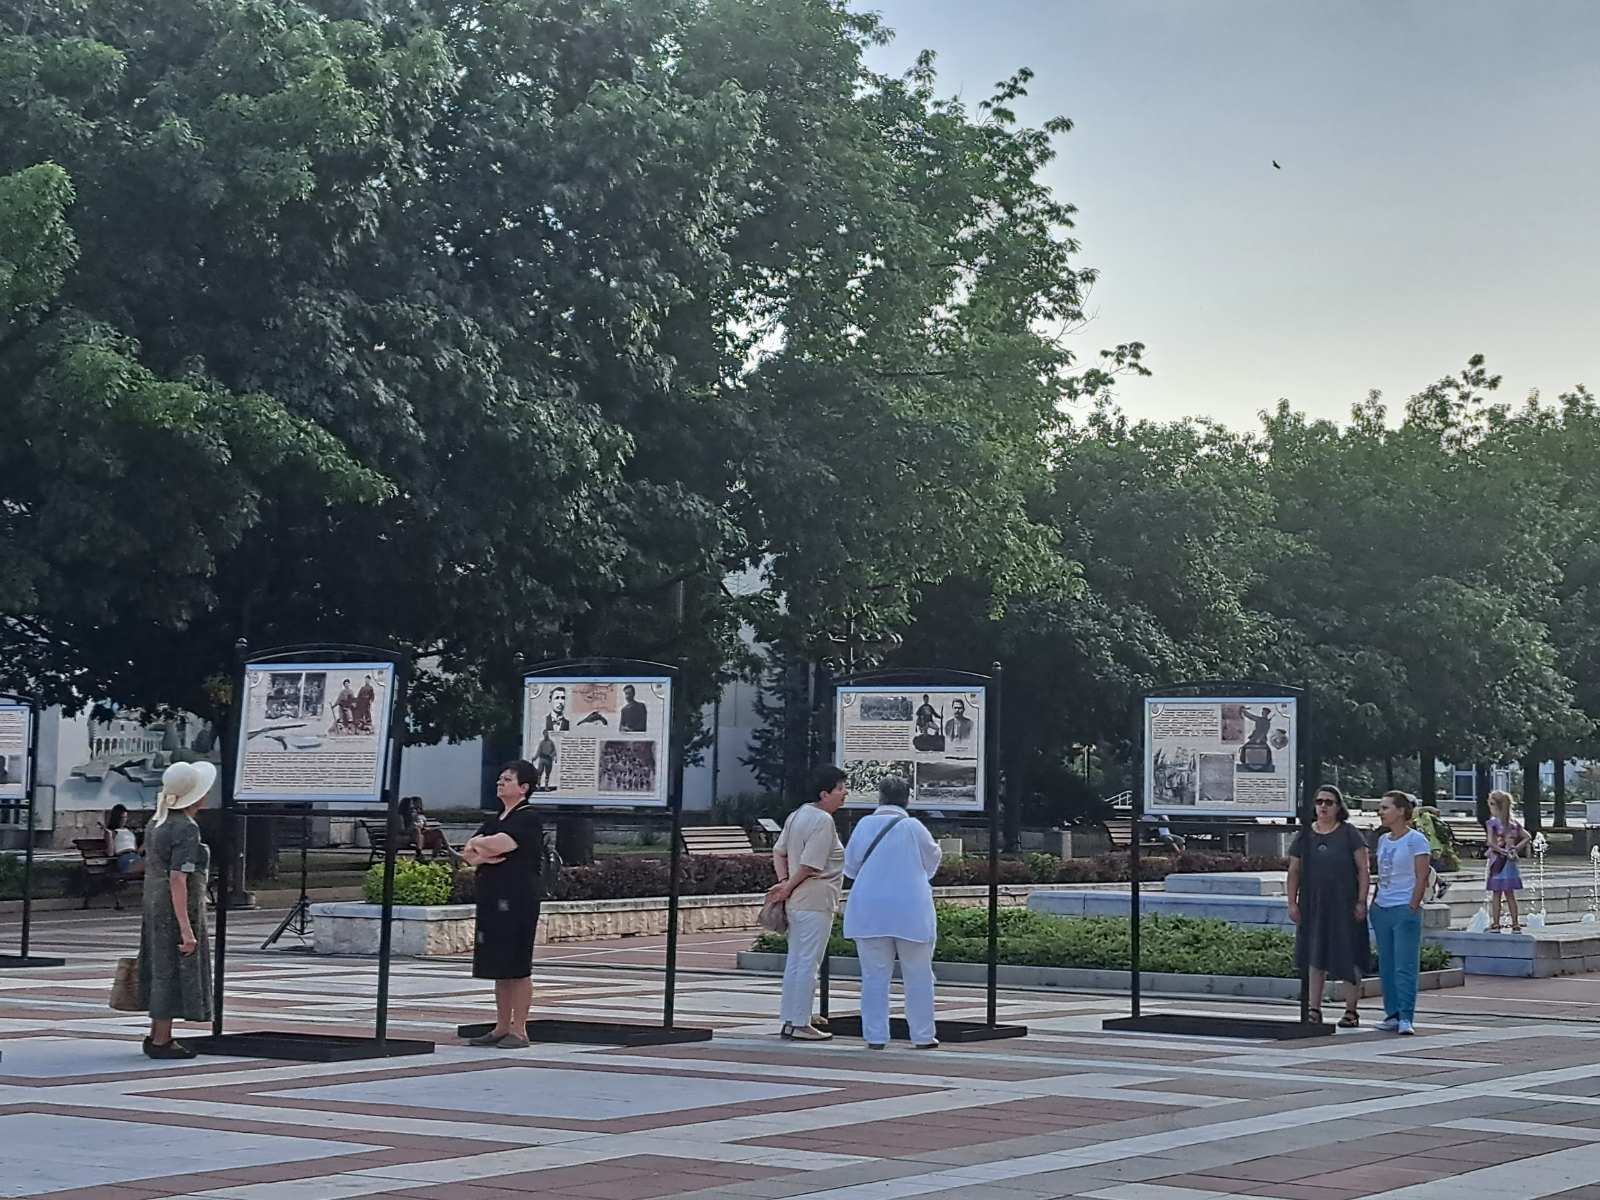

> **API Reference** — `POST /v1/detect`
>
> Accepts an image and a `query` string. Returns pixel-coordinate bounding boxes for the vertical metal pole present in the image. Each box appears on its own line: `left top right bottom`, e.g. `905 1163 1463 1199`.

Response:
19 702 39 959
1299 689 1316 1025
298 808 311 933
212 638 247 1038
663 667 684 1030
818 666 837 1021
987 664 1003 1027
1130 809 1142 1019
374 657 409 1046
1131 696 1143 1020
375 798 398 1044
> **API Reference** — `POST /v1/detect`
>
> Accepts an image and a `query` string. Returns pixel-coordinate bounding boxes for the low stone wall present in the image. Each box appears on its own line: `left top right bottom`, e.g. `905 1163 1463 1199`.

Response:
735 951 1464 1001
310 883 1062 957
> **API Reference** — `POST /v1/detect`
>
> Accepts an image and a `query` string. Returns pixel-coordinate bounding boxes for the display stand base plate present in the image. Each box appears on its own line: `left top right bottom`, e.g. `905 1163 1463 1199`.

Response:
1102 1014 1333 1040
823 1014 1028 1043
186 1032 436 1061
456 1020 713 1047
0 954 66 969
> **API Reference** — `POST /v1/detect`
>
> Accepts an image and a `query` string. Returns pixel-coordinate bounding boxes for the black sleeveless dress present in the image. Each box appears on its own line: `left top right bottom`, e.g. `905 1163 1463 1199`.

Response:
471 801 544 980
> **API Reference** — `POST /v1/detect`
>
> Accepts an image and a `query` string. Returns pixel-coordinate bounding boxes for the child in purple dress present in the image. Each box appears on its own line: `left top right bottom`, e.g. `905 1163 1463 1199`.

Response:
1485 789 1531 932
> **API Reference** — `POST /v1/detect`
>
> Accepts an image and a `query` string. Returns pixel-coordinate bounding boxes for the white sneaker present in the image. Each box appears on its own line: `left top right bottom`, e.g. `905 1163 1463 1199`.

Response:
1398 1019 1416 1036
1377 1017 1401 1032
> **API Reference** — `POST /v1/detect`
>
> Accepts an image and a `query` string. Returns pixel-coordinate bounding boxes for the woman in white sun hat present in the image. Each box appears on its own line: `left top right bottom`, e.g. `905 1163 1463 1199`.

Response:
136 760 216 1058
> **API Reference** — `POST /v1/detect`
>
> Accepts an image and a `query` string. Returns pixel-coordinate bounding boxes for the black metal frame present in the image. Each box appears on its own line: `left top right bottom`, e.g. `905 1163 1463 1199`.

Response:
454 656 711 1047
1102 680 1327 1040
818 664 1025 1044
0 693 65 969
188 641 434 1061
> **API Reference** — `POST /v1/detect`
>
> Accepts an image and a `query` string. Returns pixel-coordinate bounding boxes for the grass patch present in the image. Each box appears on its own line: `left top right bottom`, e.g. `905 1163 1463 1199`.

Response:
751 904 1451 978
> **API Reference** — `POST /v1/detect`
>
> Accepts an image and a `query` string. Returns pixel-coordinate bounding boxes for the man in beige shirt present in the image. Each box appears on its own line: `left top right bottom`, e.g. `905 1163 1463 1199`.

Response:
769 765 848 1040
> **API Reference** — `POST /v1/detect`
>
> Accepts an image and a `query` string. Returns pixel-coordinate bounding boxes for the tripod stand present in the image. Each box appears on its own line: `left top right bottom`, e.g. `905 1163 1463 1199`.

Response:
262 809 312 949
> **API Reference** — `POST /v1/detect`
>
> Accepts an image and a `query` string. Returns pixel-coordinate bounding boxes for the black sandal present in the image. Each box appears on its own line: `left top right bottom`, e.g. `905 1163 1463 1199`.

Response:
1307 1008 1323 1024
1339 1009 1360 1028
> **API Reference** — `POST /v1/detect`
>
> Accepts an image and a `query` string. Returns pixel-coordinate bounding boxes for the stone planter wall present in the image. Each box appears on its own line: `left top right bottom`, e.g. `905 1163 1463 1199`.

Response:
310 883 1069 957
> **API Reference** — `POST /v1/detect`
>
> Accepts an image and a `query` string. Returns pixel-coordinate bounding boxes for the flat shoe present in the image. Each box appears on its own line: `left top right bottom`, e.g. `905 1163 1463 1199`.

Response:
495 1034 531 1049
780 1023 832 1041
142 1037 195 1060
866 1042 886 1050
466 1030 508 1046
912 1040 940 1050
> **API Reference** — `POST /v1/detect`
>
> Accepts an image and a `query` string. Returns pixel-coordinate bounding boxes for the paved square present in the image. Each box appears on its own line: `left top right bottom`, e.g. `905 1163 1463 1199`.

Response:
0 1113 358 1197
15 904 1600 1198
266 1064 832 1120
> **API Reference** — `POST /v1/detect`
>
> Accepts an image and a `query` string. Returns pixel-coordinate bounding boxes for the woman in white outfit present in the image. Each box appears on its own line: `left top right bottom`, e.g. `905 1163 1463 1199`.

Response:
768 765 849 1041
843 775 943 1049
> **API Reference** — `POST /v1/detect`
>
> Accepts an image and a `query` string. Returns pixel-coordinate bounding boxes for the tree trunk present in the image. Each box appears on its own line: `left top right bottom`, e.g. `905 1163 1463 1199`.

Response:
1555 758 1568 827
1385 755 1395 791
1475 763 1493 825
245 813 278 883
555 816 594 865
1418 751 1436 812
1002 723 1027 853
1521 755 1543 835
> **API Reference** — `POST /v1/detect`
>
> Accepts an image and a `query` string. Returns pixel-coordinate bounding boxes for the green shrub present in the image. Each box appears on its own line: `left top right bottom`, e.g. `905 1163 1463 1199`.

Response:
0 854 79 900
364 859 453 906
754 904 1460 979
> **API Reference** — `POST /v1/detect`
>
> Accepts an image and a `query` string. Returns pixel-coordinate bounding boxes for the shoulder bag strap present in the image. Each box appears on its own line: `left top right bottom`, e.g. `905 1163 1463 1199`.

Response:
857 811 909 873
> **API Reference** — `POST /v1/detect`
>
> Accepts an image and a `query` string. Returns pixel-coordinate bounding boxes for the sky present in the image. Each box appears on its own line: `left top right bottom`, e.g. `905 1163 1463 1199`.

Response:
856 0 1600 430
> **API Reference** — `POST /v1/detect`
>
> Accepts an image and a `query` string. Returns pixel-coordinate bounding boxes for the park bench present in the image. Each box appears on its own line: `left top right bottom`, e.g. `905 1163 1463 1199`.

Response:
363 817 465 865
680 825 758 856
754 818 783 849
74 837 131 910
1103 818 1178 853
1445 819 1488 857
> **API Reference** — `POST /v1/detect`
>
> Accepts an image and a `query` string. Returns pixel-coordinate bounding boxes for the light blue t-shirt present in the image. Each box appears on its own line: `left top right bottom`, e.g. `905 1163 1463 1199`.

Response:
1374 828 1431 908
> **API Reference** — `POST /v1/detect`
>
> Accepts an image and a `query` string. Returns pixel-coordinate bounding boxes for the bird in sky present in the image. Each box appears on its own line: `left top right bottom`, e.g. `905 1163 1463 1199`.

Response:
1272 160 1281 169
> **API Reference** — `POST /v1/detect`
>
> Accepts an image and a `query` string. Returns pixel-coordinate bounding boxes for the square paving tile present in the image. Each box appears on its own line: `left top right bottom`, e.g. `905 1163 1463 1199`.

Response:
265 1065 832 1120
0 1036 244 1079
0 1113 358 1198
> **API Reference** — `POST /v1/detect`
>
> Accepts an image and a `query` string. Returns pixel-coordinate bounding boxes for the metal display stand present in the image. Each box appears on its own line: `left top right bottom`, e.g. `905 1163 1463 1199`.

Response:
0 694 66 969
820 664 1026 1044
187 641 434 1061
260 806 313 949
1102 681 1328 1040
455 657 711 1047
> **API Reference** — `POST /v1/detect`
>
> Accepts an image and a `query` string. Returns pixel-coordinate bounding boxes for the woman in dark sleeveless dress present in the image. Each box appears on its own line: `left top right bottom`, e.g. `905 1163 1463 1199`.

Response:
1287 784 1370 1027
460 759 544 1049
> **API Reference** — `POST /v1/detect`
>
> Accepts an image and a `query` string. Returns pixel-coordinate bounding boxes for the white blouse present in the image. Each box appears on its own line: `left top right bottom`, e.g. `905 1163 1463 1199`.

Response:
842 806 943 943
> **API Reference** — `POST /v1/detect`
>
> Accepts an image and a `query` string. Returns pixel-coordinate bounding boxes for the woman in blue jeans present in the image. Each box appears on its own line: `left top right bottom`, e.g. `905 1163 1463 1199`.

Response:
1371 790 1431 1035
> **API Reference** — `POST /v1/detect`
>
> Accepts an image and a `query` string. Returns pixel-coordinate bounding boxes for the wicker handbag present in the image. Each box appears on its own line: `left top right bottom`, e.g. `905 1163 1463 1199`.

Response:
109 957 142 1012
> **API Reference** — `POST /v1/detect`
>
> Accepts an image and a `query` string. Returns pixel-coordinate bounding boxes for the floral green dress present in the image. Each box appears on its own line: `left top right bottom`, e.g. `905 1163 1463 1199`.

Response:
136 814 212 1021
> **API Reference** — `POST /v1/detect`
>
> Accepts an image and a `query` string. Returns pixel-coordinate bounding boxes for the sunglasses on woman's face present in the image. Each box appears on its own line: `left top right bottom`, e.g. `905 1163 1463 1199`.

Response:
1315 798 1337 806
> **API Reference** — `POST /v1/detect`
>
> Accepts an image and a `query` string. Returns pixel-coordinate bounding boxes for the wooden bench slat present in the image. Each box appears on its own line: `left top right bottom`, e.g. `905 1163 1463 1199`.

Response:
680 826 757 855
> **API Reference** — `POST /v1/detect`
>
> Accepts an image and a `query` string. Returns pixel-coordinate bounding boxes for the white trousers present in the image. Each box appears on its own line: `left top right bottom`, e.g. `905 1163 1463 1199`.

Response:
855 936 936 1046
780 909 834 1026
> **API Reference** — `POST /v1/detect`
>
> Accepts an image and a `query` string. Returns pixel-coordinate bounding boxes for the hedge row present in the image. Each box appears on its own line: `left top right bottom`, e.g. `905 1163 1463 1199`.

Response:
364 849 1288 906
750 904 1453 977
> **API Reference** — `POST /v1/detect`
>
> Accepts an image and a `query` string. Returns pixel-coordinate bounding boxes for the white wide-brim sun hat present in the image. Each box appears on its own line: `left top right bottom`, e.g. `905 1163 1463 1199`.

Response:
159 760 217 811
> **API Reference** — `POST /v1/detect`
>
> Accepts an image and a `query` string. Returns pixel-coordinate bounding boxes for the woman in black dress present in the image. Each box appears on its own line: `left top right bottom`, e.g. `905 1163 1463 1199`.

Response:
1287 785 1371 1027
461 759 544 1049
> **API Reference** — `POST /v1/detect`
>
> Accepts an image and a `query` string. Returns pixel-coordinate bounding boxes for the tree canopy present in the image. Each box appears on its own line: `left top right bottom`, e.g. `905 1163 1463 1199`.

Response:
2 0 1596 814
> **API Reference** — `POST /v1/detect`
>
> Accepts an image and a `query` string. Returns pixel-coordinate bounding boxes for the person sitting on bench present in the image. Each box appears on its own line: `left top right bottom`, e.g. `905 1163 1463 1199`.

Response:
104 804 145 879
399 796 459 862
1140 813 1186 852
